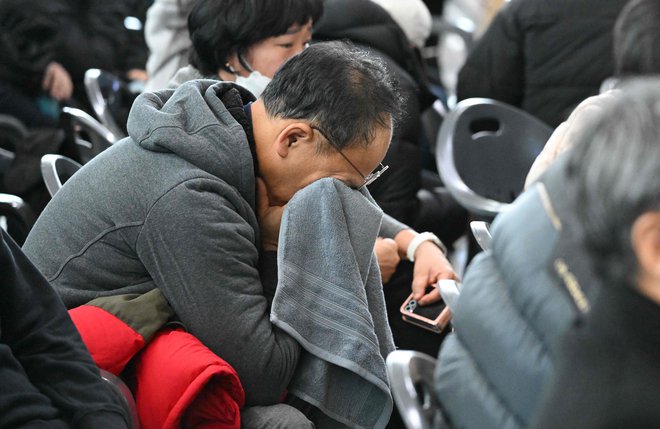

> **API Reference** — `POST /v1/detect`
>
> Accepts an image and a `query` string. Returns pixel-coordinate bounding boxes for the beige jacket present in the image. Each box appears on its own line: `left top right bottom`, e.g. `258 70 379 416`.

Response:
525 90 619 189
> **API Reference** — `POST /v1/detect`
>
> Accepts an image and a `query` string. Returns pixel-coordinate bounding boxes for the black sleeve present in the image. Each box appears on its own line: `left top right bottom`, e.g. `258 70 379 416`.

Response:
456 3 525 106
0 230 129 428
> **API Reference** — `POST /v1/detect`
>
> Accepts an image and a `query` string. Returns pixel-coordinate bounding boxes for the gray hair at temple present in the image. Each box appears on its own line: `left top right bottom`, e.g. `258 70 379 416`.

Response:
566 77 660 290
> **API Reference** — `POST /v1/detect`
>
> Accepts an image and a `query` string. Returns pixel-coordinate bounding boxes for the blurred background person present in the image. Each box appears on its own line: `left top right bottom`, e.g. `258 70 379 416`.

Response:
0 0 72 128
456 0 629 127
169 0 322 96
370 0 434 50
48 0 150 112
525 0 660 187
144 0 197 91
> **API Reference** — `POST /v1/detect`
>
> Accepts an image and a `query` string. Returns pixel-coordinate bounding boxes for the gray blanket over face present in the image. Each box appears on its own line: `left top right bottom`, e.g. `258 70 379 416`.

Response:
271 178 396 429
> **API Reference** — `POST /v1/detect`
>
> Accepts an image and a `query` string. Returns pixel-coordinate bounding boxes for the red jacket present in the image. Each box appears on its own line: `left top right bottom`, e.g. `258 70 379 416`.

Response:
69 301 244 429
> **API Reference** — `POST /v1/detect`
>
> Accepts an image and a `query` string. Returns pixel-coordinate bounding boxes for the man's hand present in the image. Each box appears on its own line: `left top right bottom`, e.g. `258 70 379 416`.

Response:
412 241 458 305
374 237 400 283
256 177 284 251
42 62 73 101
393 229 459 306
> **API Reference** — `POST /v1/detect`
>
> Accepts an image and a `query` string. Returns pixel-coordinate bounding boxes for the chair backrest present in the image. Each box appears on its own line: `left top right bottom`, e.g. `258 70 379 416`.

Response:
40 154 83 198
436 98 553 218
386 350 447 429
0 115 26 173
0 193 36 245
61 106 116 164
99 369 140 429
84 68 130 138
0 114 28 144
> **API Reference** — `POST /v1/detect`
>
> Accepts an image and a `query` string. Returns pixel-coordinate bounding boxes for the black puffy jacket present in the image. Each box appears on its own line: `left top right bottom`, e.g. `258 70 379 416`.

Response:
457 0 628 127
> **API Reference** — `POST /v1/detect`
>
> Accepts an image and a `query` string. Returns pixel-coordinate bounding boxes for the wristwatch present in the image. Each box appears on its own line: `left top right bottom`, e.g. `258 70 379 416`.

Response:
407 232 447 262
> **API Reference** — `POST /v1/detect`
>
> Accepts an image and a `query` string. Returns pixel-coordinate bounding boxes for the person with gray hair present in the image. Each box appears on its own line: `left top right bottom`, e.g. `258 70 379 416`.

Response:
529 77 660 428
24 40 456 427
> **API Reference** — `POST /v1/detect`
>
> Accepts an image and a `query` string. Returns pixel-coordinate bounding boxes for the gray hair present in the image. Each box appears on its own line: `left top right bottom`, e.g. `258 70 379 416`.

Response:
261 41 402 152
566 77 660 289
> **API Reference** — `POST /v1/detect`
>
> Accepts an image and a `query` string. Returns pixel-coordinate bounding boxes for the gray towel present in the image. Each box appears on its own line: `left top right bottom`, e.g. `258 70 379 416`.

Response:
271 178 396 429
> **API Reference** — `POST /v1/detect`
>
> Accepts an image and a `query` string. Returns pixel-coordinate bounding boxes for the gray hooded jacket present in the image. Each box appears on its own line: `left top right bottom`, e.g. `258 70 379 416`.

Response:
23 80 300 405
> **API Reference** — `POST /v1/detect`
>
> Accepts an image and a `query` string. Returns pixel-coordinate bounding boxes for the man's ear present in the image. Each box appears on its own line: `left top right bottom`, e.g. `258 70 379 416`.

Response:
275 122 315 157
632 211 660 281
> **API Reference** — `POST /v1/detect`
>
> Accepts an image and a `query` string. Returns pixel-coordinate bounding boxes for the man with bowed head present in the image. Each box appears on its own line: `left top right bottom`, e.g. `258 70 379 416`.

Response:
24 41 457 426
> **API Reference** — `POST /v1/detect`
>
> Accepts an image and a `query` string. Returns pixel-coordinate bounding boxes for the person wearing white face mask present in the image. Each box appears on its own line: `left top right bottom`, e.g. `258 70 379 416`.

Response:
226 61 273 99
167 0 321 98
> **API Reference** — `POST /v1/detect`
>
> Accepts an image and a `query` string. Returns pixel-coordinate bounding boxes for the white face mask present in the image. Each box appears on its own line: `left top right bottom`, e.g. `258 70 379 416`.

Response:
235 71 271 98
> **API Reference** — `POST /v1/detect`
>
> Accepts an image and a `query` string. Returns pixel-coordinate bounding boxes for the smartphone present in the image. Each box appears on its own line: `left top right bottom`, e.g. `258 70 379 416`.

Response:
400 287 452 334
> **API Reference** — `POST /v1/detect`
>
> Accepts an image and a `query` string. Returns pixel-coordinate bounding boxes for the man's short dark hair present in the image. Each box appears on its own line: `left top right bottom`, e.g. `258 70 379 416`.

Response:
614 0 660 76
261 41 402 152
566 78 660 290
188 0 323 76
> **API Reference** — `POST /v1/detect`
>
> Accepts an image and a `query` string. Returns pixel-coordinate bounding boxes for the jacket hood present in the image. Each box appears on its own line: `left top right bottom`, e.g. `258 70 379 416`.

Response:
127 79 256 184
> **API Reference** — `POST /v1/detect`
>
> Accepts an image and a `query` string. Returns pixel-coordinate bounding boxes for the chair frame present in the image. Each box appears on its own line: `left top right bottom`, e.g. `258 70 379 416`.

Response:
100 369 140 428
387 350 448 429
40 154 83 197
61 106 116 163
84 68 128 138
0 193 35 245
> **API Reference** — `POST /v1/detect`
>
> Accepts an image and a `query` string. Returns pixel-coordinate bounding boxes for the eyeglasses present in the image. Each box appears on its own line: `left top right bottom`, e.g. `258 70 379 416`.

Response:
311 126 389 190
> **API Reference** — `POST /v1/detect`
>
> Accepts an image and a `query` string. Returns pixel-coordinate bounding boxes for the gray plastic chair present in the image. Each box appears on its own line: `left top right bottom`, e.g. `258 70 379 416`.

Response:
386 350 450 429
436 98 553 218
61 106 116 164
40 154 82 198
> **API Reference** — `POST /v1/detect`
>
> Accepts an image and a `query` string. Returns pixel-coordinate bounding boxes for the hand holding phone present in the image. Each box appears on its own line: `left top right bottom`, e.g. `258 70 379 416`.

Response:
400 287 452 334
